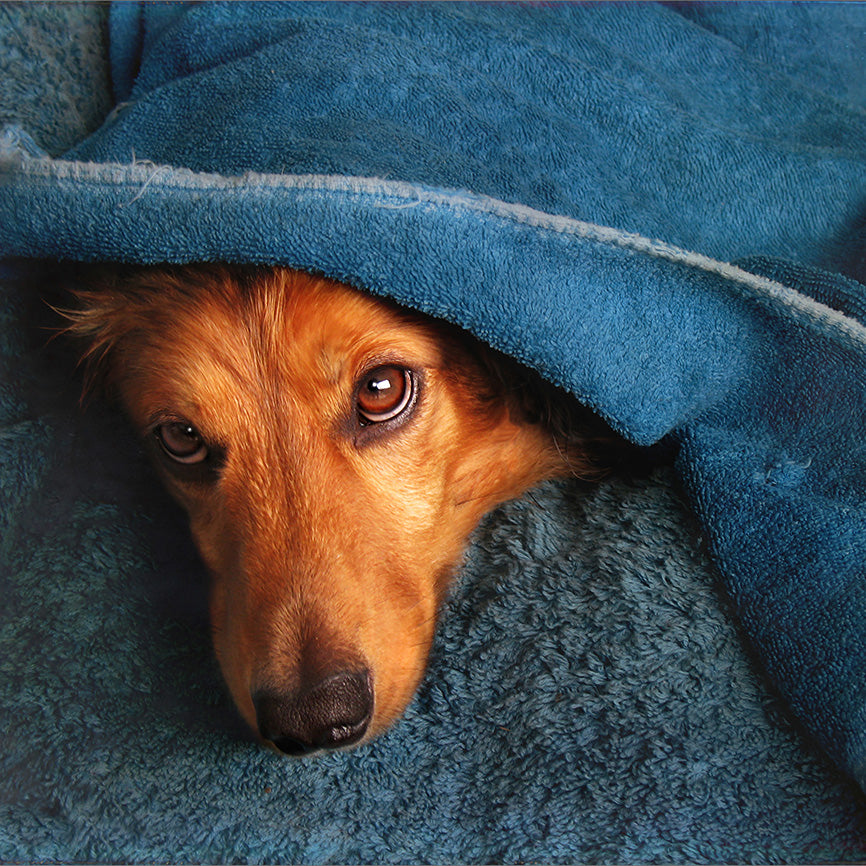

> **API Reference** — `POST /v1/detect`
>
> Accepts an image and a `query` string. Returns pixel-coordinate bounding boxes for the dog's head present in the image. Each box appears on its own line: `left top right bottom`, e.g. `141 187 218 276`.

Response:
65 264 598 754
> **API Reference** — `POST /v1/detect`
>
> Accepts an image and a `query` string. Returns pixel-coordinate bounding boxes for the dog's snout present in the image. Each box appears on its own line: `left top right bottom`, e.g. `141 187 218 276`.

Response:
253 671 373 756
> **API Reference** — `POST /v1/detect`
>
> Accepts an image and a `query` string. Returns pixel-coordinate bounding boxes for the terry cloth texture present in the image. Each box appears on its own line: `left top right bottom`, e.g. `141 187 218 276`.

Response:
1 2 866 862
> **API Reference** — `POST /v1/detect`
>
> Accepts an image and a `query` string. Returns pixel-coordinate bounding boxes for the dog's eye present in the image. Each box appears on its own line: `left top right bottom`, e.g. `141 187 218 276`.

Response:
356 365 413 424
154 421 209 464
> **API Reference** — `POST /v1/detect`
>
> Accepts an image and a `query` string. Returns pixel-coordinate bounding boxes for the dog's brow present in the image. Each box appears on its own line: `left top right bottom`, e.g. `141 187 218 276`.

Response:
199 336 261 393
317 345 344 386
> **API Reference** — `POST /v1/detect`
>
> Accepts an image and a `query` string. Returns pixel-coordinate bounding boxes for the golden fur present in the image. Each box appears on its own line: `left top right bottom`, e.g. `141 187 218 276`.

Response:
66 264 617 755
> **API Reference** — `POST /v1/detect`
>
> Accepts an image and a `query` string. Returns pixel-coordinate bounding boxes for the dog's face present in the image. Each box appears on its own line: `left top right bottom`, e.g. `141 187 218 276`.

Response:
69 266 571 754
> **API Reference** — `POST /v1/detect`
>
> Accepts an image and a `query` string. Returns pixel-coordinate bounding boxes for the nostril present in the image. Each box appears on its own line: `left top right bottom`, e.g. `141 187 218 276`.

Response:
253 670 373 756
270 733 319 758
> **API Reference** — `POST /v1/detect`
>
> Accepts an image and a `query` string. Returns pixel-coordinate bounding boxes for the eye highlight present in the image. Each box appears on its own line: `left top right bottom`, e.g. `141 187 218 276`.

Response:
154 421 209 464
356 365 414 424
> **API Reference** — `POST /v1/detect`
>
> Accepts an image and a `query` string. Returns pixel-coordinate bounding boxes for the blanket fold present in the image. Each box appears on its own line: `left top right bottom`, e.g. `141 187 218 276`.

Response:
1 0 865 844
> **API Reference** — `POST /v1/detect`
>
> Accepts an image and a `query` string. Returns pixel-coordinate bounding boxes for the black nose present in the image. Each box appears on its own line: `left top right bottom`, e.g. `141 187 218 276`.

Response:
253 670 373 756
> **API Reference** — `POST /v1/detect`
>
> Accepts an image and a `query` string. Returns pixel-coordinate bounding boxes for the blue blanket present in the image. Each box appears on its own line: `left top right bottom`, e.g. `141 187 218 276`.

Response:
2 2 866 862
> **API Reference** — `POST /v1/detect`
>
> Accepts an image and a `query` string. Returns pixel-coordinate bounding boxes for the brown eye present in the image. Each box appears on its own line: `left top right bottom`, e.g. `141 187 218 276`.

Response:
154 421 209 464
356 365 414 424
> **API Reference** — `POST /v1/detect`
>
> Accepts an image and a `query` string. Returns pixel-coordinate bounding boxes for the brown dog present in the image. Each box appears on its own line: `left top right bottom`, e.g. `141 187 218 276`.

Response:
66 264 620 755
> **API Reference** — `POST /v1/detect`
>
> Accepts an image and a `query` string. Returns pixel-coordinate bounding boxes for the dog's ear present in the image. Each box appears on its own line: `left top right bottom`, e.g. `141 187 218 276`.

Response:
58 262 253 395
58 266 146 393
462 338 644 480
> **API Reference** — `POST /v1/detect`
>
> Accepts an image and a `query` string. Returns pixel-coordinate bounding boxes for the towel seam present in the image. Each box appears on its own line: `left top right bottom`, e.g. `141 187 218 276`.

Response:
4 149 866 352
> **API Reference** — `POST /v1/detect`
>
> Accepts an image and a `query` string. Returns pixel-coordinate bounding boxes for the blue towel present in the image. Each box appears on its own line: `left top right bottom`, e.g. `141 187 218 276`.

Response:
1 3 866 859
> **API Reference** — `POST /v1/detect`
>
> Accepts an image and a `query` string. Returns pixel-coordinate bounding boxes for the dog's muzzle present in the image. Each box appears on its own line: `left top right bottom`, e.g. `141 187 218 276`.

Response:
253 670 373 756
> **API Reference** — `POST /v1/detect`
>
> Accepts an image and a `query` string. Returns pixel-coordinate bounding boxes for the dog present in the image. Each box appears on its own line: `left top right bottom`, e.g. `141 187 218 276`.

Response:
65 263 628 756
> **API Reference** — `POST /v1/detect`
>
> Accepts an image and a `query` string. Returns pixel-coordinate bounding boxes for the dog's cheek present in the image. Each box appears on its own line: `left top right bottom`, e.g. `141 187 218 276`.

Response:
364 607 437 734
185 506 262 728
208 574 258 731
358 557 450 733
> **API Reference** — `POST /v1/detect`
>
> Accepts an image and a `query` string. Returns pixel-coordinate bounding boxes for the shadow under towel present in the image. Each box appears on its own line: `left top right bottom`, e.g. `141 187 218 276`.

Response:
1 2 866 862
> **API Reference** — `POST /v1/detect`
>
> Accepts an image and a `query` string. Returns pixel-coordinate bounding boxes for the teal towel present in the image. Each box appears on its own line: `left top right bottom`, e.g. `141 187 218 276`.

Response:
1 3 865 861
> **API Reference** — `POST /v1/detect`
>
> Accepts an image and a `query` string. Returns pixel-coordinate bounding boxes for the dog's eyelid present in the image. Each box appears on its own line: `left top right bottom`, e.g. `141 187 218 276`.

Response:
153 420 209 464
144 411 211 441
348 365 424 446
145 410 194 432
141 412 222 467
356 365 413 424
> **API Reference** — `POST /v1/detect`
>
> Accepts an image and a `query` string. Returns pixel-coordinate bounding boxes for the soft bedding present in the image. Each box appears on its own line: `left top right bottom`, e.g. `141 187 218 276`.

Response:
1 3 865 862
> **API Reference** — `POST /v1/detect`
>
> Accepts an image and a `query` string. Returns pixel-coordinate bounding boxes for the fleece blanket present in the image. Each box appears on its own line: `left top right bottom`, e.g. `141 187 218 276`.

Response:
1 2 866 862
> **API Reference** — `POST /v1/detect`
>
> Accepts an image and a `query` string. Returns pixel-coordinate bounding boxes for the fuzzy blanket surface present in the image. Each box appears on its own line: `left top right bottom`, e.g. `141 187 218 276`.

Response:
1 3 866 863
